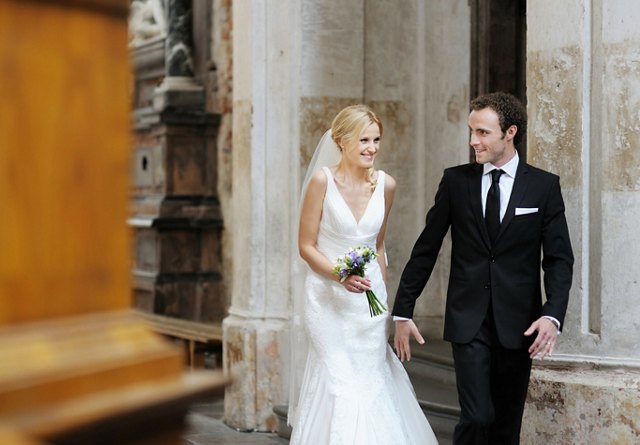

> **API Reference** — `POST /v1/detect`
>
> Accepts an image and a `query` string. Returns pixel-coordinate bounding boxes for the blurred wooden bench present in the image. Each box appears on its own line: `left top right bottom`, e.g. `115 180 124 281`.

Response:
135 311 223 369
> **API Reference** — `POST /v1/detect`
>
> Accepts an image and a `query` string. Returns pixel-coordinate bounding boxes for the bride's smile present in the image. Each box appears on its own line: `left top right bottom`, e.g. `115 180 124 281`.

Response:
341 122 380 170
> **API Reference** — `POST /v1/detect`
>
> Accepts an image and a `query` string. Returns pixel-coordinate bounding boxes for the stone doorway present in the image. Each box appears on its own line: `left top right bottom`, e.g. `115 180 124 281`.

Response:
470 0 527 158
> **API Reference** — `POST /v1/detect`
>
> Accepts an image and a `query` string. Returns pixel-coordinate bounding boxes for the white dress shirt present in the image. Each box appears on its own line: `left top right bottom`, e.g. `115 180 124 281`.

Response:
482 153 519 222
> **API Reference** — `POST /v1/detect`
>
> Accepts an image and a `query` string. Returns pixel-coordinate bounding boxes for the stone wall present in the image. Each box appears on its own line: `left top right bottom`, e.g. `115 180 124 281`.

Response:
369 0 471 339
524 0 640 442
524 365 640 444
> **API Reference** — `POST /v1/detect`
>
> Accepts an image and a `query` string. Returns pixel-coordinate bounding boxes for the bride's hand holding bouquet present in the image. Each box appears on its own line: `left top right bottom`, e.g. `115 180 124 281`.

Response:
332 246 388 317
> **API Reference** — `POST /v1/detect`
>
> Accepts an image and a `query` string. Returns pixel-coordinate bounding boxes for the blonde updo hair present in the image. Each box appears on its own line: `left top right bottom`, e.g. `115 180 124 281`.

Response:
330 104 383 188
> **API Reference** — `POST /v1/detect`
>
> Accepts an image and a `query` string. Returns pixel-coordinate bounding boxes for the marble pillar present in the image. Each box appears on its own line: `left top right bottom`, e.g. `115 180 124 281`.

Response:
222 0 300 431
523 1 640 442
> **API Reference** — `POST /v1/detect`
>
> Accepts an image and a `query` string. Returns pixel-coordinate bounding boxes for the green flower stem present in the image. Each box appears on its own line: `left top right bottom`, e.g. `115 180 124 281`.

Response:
365 290 387 317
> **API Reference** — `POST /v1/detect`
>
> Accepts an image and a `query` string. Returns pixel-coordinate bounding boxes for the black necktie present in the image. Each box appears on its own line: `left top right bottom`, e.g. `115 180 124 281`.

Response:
485 169 504 244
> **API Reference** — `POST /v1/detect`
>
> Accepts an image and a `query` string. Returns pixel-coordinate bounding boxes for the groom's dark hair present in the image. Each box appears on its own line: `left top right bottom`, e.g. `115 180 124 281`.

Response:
470 92 527 147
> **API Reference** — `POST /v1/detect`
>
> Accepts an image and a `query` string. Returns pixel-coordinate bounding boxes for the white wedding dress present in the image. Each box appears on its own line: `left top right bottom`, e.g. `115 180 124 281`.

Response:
290 167 438 445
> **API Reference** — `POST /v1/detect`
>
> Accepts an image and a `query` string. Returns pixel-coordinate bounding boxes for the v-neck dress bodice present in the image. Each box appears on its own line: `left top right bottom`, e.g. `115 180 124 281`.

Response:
316 167 385 263
290 168 437 445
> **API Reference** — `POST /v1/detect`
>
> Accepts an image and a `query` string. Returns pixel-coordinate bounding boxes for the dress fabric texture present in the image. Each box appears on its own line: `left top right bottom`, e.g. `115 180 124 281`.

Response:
290 167 437 445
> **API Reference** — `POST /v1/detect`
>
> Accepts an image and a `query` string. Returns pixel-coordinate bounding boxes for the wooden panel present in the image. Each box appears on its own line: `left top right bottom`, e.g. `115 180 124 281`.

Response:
0 428 44 445
42 0 129 15
0 0 132 323
0 312 183 415
7 369 227 441
0 2 229 443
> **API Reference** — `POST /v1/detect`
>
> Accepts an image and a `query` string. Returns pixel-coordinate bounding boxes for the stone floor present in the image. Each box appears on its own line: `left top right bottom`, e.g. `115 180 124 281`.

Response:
183 398 289 445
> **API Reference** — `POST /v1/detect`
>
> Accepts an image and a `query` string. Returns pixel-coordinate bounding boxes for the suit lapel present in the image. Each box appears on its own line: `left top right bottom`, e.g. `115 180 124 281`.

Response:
468 164 491 249
496 161 529 240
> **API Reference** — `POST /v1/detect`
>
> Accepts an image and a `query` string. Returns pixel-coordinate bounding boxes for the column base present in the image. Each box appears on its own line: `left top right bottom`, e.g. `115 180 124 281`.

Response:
153 76 204 111
222 314 289 432
522 363 640 443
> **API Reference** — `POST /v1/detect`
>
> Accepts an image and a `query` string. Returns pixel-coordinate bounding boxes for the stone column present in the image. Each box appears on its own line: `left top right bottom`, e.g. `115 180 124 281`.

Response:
523 0 640 442
222 0 301 431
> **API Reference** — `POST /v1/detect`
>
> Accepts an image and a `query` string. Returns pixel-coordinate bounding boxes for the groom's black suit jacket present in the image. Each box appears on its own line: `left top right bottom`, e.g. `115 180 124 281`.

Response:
393 161 574 349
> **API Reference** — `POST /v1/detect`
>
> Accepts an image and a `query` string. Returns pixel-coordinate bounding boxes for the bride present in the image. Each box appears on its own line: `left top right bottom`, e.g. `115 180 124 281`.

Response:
288 105 438 444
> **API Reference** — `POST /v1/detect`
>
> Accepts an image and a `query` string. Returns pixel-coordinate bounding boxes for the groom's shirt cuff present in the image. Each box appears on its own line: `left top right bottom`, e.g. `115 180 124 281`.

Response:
395 315 560 331
542 315 561 335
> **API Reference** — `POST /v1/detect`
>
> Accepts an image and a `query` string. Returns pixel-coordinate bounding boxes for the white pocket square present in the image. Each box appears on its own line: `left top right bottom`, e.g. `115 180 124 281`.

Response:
515 207 538 216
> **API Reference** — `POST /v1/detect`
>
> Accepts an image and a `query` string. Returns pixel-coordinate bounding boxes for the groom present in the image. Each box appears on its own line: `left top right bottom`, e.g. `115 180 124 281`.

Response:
393 92 573 444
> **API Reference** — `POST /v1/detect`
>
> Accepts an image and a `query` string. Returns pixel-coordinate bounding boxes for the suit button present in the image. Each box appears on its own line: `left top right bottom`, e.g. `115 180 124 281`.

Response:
484 284 490 289
490 256 495 263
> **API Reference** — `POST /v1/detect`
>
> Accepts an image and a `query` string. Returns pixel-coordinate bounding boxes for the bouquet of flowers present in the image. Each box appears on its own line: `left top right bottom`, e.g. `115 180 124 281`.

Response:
332 246 387 317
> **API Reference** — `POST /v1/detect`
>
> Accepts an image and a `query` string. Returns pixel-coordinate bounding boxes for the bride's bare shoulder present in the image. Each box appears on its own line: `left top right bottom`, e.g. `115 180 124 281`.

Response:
305 169 329 195
310 168 328 185
381 171 396 192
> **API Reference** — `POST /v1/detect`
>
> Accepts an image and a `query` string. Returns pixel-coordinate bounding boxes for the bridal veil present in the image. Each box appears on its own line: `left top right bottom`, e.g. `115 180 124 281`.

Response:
288 129 341 426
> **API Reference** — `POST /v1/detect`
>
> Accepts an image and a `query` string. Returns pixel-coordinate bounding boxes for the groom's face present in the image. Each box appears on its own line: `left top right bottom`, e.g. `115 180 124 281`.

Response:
468 107 517 167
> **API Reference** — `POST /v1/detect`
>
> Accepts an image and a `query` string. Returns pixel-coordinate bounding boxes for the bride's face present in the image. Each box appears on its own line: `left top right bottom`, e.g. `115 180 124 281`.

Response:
342 123 380 169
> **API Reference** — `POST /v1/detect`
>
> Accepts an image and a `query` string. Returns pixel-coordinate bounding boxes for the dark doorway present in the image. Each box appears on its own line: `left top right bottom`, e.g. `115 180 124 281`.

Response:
470 0 527 159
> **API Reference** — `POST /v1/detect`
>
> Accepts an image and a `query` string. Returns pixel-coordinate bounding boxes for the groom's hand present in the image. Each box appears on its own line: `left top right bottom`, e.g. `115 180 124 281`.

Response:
394 319 424 362
524 317 558 360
